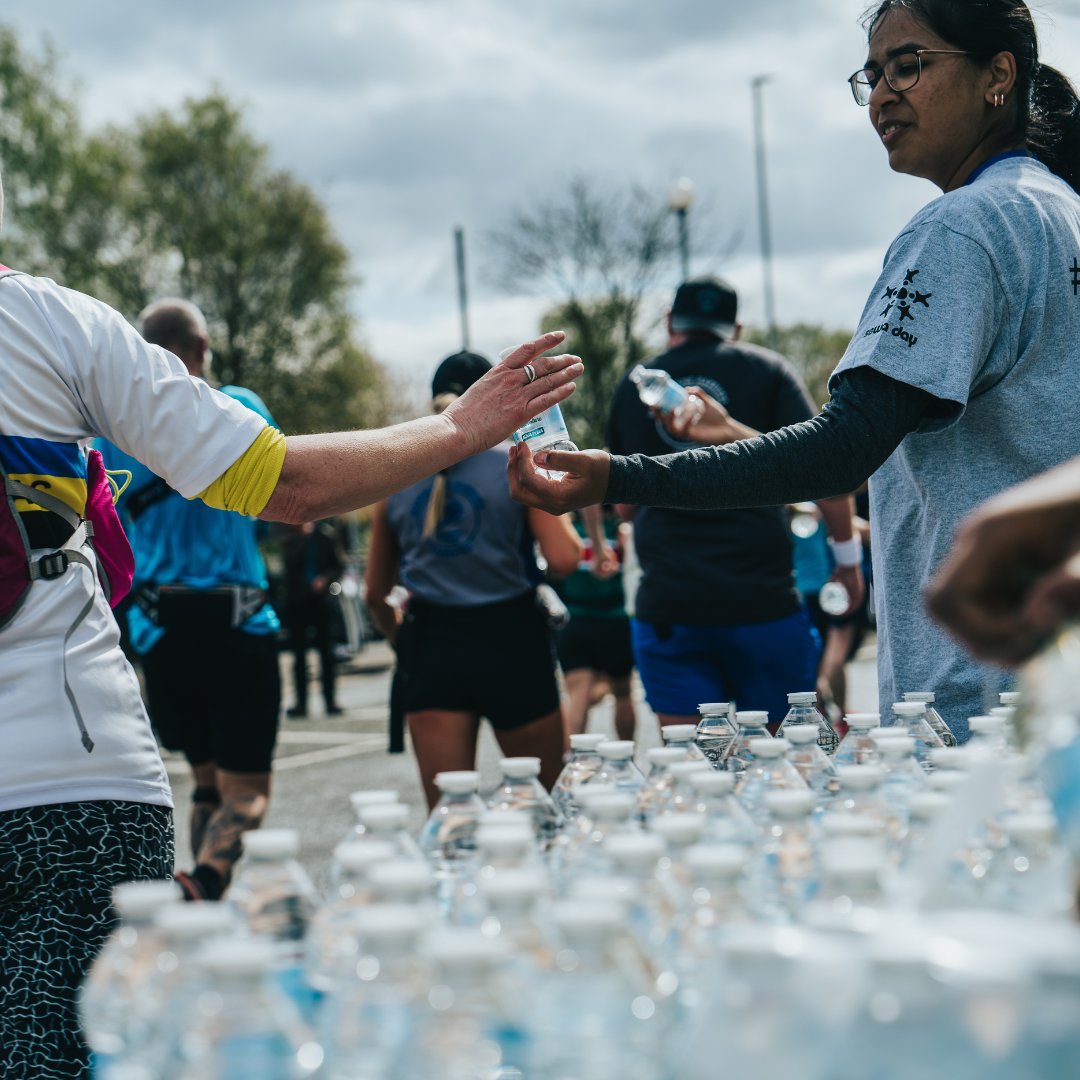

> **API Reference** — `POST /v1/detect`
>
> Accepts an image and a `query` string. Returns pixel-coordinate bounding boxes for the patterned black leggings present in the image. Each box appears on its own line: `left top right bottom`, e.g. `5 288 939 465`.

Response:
0 800 174 1079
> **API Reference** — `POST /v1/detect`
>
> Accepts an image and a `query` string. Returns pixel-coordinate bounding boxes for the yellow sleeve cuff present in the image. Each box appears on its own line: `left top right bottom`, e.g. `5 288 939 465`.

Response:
196 425 287 516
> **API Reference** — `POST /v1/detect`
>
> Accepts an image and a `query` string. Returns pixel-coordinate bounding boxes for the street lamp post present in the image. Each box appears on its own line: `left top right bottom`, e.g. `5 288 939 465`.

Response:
751 75 778 350
668 177 695 281
453 225 471 351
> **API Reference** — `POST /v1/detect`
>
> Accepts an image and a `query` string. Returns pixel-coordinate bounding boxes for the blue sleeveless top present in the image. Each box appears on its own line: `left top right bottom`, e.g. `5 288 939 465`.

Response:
386 444 540 607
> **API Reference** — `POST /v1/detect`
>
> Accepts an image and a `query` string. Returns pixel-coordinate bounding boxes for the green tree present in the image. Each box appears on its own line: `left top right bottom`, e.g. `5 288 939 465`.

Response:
744 323 855 407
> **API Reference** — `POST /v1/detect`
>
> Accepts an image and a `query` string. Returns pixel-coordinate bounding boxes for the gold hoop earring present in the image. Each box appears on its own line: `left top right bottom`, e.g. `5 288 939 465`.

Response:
994 92 1006 107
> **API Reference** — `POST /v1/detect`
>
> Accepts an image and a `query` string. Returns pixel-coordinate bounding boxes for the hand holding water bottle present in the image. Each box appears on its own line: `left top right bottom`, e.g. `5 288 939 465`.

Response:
650 382 745 446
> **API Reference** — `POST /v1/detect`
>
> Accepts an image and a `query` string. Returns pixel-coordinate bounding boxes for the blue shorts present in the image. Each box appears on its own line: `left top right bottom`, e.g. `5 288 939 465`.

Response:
632 608 821 723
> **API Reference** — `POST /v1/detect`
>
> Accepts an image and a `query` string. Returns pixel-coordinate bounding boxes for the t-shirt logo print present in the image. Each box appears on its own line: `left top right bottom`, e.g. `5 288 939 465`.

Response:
880 268 932 321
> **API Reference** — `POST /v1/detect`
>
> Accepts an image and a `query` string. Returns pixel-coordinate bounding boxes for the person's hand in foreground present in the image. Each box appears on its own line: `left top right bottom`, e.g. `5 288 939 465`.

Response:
508 442 611 515
654 385 754 445
925 455 1080 666
442 331 584 455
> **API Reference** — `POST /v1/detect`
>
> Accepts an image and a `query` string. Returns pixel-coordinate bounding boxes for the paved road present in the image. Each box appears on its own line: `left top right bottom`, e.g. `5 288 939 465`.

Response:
165 638 879 894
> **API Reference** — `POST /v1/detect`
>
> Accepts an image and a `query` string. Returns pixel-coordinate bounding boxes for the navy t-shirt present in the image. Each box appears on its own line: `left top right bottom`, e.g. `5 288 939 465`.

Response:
606 338 816 625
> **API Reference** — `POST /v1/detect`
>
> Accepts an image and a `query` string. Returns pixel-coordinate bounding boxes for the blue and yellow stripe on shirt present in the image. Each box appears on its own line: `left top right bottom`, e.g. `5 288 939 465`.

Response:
0 435 87 515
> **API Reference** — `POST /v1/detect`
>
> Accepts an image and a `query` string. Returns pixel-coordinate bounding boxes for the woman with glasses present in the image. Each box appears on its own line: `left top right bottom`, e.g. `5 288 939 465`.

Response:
510 0 1080 743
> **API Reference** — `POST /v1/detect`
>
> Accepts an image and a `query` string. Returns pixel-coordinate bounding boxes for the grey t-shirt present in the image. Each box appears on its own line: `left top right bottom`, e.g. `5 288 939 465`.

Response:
831 154 1080 736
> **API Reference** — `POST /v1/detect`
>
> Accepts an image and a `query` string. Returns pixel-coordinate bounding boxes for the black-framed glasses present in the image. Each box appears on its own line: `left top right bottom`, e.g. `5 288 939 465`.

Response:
848 49 969 106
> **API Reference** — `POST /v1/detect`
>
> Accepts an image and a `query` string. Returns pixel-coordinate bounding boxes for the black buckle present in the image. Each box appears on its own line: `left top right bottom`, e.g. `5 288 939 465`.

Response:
37 551 69 580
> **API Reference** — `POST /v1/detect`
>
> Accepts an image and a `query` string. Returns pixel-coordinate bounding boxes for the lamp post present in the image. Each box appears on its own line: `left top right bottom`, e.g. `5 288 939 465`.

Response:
668 177 695 281
751 75 778 350
453 225 470 351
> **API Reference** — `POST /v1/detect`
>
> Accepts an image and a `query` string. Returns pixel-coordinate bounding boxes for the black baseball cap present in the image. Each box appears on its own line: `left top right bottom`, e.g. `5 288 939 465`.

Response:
431 350 492 397
670 276 738 339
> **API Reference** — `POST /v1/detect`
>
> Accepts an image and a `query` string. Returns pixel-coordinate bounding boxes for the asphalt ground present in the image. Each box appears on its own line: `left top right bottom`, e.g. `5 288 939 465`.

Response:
162 637 879 895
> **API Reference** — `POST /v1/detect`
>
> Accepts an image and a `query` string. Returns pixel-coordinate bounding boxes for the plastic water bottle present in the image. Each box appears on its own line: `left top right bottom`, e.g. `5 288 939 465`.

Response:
629 364 705 425
79 880 180 1073
418 770 486 917
639 747 691 821
339 789 401 845
902 691 957 747
888 701 945 771
695 702 736 768
967 714 1013 756
591 740 647 797
757 790 821 918
833 713 882 767
687 770 759 847
818 580 851 617
778 691 839 755
783 723 839 797
503 346 578 480
487 756 563 849
352 803 425 861
984 811 1074 917
722 712 773 780
735 738 808 825
552 733 608 821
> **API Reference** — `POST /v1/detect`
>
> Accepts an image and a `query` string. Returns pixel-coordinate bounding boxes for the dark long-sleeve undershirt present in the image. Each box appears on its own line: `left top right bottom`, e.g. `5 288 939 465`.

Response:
605 366 945 510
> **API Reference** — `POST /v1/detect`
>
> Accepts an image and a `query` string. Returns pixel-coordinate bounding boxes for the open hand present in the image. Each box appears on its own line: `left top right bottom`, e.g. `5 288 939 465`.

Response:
508 442 611 515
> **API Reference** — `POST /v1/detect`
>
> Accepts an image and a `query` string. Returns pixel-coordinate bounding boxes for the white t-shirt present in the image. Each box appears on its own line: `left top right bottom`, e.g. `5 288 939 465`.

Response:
0 272 267 813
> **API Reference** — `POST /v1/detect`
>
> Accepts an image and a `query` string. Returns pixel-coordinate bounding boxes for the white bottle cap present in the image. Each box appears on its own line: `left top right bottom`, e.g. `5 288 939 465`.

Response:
480 868 548 907
575 784 619 805
989 706 1016 718
891 702 927 717
423 929 504 971
551 900 623 939
661 725 699 742
570 733 607 751
647 747 688 767
112 880 183 918
684 844 748 881
597 740 636 760
698 702 732 716
435 771 481 794
350 789 400 811
787 692 818 705
369 861 435 899
567 876 637 909
907 792 952 820
930 746 971 770
499 756 542 779
242 828 300 859
819 812 884 839
669 761 711 780
821 841 886 879
1003 812 1057 843
783 725 821 746
333 840 398 872
155 903 237 941
969 715 1007 734
736 711 770 726
928 771 968 792
351 903 427 945
835 764 884 790
868 725 908 740
688 770 736 795
196 938 277 975
606 832 665 871
903 692 936 704
749 737 789 757
844 713 881 730
650 813 706 847
475 827 534 856
764 790 815 818
478 808 533 831
358 803 411 830
585 793 637 821
999 692 1022 706
870 732 915 757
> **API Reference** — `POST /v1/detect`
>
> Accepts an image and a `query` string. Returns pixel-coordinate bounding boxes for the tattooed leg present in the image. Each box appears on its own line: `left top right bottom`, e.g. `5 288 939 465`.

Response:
194 769 271 890
188 761 220 860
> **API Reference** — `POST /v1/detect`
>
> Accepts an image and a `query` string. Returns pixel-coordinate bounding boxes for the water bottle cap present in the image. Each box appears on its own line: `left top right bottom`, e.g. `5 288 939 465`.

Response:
661 725 699 742
351 903 427 943
650 813 706 846
930 746 971 770
749 737 788 757
698 702 732 716
820 812 884 838
568 876 636 909
835 764 884 789
597 740 635 760
570 733 607 751
735 711 770 726
1002 812 1057 841
585 793 637 820
575 784 619 805
928 770 967 792
688 770 736 795
907 792 951 819
475 826 533 854
480 868 547 906
668 760 711 779
551 899 623 937
999 692 1022 706
844 713 881 730
499 756 542 779
333 840 398 871
195 938 277 975
349 789 400 811
787 692 818 705
783 724 821 746
112 879 183 917
903 691 936 703
434 770 481 794
764 790 815 817
891 701 927 716
968 715 1007 733
358 804 411 829
369 861 435 898
606 833 665 871
629 364 648 384
242 828 300 859
154 903 237 940
989 706 1015 717
870 732 915 755
424 929 505 970
868 725 908 740
478 808 533 830
647 747 688 767
821 840 886 878
684 844 748 879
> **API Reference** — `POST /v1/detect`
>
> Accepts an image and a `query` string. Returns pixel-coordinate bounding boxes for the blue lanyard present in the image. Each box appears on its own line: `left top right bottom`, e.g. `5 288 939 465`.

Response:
964 149 1032 186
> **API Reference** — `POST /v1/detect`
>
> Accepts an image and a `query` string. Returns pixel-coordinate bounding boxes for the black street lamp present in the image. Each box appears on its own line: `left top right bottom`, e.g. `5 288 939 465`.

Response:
668 177 695 281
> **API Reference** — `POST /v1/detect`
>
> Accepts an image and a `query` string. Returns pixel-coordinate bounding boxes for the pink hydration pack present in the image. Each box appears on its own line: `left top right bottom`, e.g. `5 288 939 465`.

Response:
0 267 135 749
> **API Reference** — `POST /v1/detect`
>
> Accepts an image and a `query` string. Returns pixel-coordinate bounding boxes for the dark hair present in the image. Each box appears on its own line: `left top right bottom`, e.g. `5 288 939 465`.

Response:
863 0 1080 192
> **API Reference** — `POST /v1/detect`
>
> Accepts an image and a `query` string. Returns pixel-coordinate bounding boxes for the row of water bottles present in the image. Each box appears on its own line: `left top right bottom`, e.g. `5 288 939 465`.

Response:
82 688 1080 1079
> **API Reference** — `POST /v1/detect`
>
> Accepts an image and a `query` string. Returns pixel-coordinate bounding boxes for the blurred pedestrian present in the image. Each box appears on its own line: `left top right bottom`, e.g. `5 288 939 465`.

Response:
283 519 346 718
364 351 582 809
512 0 1080 737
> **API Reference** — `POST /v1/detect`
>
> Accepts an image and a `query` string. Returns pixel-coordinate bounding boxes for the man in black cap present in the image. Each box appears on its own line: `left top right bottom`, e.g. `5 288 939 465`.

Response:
605 277 863 730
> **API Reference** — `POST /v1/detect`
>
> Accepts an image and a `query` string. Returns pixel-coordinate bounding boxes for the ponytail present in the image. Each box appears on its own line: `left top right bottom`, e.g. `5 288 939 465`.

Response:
422 393 459 540
1027 63 1080 194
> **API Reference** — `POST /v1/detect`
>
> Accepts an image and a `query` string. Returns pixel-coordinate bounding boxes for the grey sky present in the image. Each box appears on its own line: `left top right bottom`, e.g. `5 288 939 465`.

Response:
4 0 1080 392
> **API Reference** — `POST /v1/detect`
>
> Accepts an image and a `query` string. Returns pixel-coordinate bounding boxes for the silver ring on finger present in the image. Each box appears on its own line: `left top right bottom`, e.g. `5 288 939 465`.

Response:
523 362 538 384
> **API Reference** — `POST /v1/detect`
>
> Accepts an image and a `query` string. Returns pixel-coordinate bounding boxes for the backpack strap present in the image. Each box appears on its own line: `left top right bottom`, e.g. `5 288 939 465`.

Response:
125 476 176 522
